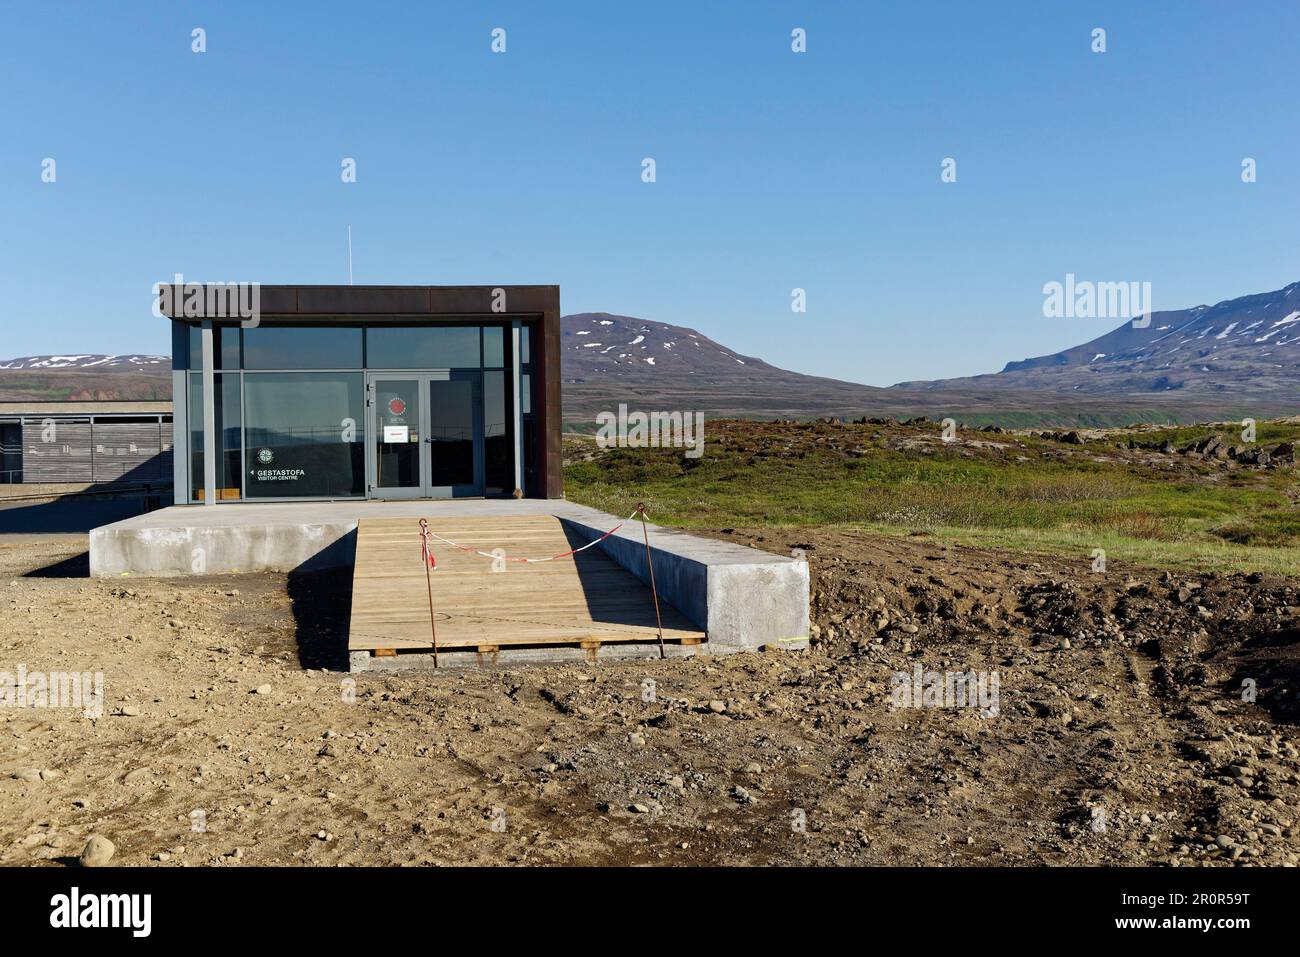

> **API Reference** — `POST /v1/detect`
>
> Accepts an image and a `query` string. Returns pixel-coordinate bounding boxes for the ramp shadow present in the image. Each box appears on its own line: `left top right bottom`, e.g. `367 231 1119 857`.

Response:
557 521 696 638
286 564 354 671
0 497 152 535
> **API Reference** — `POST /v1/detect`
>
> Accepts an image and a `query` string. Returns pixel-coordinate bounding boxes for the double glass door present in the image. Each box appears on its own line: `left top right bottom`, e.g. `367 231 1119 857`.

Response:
367 372 483 498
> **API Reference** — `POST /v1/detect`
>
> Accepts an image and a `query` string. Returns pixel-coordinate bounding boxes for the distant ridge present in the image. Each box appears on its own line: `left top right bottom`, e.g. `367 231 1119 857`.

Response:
892 281 1300 401
4 284 1298 425
0 354 168 370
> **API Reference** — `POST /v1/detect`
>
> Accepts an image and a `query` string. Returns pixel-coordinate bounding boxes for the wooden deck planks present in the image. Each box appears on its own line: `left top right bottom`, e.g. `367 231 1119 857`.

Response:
347 515 705 652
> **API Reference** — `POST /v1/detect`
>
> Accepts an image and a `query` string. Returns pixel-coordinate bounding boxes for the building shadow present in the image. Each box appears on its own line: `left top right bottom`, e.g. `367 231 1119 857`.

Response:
0 492 166 535
286 564 354 671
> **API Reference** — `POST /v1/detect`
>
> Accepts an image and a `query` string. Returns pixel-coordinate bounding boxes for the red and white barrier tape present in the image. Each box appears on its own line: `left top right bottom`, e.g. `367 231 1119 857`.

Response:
418 518 437 569
419 508 642 566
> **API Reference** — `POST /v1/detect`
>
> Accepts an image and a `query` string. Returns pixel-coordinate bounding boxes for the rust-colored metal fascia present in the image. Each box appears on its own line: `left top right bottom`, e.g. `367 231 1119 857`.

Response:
537 300 564 499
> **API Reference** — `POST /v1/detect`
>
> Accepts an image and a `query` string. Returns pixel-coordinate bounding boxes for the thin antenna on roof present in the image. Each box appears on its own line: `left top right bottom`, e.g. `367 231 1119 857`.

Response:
347 226 354 285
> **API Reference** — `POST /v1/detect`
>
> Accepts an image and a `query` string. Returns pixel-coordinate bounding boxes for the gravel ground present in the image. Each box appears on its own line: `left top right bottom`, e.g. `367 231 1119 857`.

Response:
1 528 1298 867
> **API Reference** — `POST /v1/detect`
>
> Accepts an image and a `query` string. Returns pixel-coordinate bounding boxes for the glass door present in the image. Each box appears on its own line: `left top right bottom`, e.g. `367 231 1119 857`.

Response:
366 372 484 499
427 371 483 497
368 376 423 500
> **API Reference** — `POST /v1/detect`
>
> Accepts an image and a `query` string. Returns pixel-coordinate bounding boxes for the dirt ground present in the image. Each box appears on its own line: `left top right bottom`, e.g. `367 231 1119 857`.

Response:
2 526 1298 867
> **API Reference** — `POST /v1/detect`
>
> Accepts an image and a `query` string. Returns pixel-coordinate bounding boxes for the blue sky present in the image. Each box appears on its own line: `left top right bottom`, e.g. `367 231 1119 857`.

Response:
2 1 1296 385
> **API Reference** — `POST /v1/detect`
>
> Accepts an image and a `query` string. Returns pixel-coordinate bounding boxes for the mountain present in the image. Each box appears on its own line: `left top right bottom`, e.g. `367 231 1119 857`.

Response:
0 354 168 370
555 312 1218 428
560 312 909 422
5 286 1298 426
562 312 781 379
0 355 171 402
893 281 1300 405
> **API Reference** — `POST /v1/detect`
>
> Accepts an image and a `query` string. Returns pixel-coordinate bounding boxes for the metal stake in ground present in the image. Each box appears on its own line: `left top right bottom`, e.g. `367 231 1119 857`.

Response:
418 518 439 668
635 504 666 660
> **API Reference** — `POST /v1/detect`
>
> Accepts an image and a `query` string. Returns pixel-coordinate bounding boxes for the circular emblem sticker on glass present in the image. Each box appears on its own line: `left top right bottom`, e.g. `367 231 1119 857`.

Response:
388 397 407 416
258 448 273 464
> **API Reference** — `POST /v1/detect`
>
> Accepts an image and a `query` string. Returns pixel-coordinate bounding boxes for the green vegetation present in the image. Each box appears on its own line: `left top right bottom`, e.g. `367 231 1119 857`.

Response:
0 370 171 403
1097 420 1300 450
562 407 1268 434
564 422 1300 576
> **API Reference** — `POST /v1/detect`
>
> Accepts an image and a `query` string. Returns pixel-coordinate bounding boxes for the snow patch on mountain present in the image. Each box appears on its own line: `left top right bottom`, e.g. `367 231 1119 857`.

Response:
0 354 168 370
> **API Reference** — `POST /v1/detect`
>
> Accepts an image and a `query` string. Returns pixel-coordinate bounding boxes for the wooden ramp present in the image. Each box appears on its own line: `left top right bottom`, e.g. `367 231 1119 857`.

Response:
348 515 705 655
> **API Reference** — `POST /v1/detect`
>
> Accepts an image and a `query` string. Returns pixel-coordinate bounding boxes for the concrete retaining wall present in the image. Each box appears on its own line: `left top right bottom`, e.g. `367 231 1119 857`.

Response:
90 522 357 577
88 501 810 657
558 517 809 653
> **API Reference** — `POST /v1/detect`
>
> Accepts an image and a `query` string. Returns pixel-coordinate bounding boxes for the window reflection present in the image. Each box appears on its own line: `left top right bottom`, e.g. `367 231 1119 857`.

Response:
242 326 362 370
243 373 365 497
483 326 505 367
187 324 242 370
188 372 242 500
367 327 480 369
484 371 512 495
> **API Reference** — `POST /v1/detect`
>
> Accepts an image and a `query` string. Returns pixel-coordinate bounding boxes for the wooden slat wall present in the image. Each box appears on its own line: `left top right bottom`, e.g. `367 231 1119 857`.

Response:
22 422 93 483
19 420 171 484
90 421 164 482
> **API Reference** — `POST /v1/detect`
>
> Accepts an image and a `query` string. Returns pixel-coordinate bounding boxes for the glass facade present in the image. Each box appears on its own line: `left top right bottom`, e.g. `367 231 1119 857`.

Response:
184 322 522 501
520 326 537 495
188 372 242 500
187 324 242 370
427 377 477 487
243 326 363 370
484 370 510 496
366 326 479 369
484 326 505 367
243 373 366 498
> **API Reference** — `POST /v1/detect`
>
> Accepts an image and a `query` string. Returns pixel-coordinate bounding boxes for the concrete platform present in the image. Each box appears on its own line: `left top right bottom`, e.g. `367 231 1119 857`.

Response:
89 499 810 659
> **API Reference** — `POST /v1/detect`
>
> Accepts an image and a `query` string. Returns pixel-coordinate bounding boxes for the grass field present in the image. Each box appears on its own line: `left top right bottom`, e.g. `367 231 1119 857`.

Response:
564 419 1300 576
